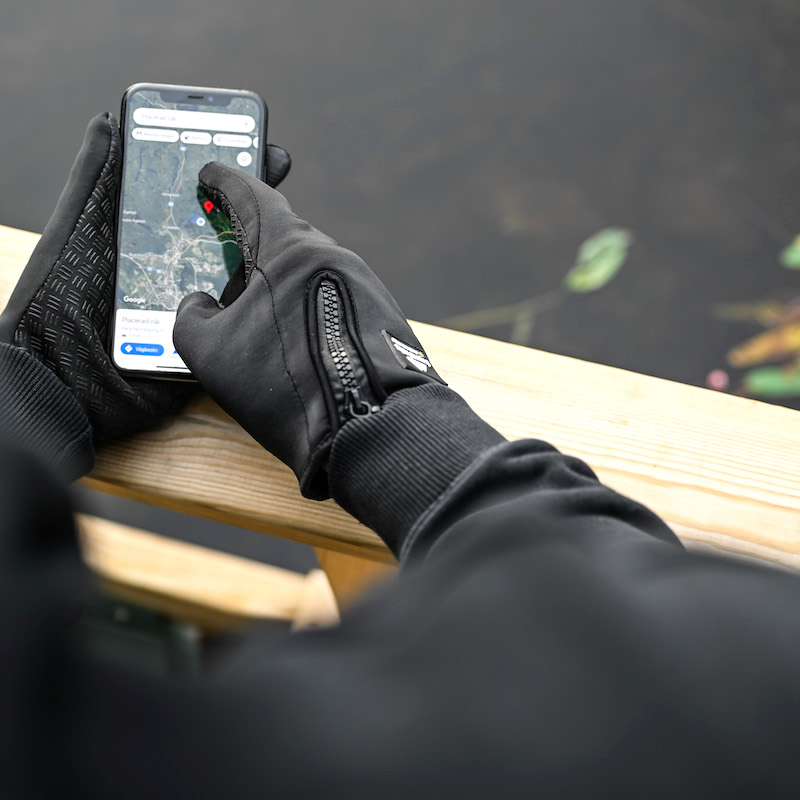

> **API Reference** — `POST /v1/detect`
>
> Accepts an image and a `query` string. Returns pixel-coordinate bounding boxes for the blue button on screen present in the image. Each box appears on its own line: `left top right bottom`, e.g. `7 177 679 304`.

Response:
120 343 165 356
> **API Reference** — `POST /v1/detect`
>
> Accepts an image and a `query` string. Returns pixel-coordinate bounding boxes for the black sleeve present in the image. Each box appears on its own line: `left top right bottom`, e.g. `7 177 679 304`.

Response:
0 343 94 481
6 386 800 798
329 383 680 561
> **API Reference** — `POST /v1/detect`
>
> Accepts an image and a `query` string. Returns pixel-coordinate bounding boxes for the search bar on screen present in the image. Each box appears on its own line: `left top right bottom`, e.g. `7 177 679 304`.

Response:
132 107 256 133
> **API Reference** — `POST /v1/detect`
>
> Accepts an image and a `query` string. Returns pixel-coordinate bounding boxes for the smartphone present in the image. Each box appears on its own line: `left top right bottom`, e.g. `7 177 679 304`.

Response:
111 82 268 378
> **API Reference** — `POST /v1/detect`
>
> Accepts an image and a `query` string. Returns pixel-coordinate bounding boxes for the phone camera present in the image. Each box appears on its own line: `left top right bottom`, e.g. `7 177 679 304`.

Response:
208 95 214 102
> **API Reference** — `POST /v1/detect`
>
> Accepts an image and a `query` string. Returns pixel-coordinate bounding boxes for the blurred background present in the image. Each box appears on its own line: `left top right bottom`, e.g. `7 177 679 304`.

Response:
5 0 800 399
2 0 800 653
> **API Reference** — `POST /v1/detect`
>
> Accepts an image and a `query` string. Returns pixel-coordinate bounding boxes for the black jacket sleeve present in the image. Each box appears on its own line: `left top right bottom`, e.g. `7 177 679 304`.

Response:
4 384 800 798
329 383 680 562
0 343 94 481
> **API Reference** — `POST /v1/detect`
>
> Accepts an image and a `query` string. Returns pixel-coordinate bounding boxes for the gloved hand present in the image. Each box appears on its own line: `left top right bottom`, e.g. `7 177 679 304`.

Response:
0 113 291 444
173 163 446 500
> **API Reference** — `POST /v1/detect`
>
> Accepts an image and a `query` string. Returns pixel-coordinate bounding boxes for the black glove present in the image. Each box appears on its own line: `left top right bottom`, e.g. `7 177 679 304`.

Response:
0 114 292 446
173 163 446 500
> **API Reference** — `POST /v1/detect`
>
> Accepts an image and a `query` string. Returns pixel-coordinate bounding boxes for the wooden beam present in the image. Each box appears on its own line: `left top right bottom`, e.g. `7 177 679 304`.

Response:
3 224 800 573
78 514 339 632
313 548 396 607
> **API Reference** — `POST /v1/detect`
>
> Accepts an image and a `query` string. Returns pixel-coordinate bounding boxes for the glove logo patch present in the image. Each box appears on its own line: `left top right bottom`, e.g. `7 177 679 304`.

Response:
382 330 434 373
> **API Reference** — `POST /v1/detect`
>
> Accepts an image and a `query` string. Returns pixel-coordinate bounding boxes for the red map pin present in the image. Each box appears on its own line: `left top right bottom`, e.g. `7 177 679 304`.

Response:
203 200 214 214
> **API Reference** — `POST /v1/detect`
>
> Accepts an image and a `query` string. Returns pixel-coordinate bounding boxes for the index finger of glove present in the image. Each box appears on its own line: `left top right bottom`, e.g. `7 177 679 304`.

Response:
198 162 335 284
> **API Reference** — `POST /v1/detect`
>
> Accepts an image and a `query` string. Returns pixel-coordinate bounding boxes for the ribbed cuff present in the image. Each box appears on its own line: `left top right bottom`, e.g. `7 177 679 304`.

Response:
329 384 506 560
0 343 94 482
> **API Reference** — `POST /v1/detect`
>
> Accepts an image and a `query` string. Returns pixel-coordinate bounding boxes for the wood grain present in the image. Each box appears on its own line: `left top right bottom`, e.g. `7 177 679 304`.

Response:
3 224 800 572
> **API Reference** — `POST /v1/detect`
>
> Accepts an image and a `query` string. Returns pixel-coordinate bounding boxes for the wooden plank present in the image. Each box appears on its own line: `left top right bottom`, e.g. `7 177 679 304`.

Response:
0 225 40 294
313 548 396 607
674 523 800 573
78 514 339 631
82 392 396 561
3 224 800 570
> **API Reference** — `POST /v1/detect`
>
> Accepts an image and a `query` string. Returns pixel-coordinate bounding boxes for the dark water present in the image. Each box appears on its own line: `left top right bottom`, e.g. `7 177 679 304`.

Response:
3 1 800 564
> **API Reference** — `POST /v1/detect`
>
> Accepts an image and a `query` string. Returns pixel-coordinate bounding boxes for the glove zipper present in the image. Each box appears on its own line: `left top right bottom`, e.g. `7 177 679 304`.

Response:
319 280 380 419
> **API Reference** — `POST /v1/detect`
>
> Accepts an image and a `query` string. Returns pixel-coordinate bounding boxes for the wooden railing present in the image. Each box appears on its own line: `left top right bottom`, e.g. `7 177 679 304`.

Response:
3 223 800 617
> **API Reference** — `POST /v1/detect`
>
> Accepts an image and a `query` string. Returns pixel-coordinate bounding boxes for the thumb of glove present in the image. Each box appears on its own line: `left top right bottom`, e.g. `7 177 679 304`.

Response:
174 291 227 369
176 290 225 323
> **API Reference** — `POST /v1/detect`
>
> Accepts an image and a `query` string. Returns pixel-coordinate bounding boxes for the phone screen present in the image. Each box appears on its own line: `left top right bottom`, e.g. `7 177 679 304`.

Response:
112 84 266 376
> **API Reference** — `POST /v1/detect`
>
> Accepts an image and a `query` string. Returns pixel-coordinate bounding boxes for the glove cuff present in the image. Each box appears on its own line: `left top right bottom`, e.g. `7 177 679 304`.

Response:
329 384 506 561
0 344 94 482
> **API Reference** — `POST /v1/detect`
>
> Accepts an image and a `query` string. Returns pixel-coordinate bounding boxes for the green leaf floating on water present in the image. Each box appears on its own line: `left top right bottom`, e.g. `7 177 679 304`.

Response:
743 365 800 398
564 227 633 293
779 236 800 269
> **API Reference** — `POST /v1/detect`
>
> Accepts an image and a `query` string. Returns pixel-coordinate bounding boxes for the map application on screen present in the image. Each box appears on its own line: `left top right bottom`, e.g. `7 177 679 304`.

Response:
112 87 264 374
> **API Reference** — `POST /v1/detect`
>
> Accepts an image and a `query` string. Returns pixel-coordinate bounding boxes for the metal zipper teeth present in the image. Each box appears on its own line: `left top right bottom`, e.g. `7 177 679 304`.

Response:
320 281 377 418
321 281 359 391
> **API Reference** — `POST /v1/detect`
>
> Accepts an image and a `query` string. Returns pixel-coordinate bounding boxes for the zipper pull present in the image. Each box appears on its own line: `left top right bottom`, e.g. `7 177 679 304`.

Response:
345 387 379 418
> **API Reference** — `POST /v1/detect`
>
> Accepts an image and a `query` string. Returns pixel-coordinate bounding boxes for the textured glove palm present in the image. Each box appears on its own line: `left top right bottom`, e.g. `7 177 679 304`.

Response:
0 114 192 441
173 163 445 499
0 114 292 444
